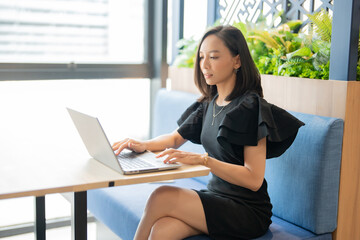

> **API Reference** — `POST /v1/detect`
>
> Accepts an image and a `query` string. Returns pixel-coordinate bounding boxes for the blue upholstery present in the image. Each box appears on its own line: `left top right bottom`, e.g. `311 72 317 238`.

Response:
186 216 332 240
87 89 343 240
252 216 331 240
153 89 204 154
265 112 343 234
88 179 206 240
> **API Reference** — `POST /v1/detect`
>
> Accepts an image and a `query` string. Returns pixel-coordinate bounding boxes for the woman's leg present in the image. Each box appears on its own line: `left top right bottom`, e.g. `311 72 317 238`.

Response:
149 216 202 240
134 185 208 240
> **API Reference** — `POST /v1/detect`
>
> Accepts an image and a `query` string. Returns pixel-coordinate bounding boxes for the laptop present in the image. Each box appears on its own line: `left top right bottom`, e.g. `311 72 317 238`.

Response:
67 108 181 175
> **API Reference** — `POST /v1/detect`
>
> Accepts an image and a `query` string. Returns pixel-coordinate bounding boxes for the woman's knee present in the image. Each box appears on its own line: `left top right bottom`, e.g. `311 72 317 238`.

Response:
149 216 200 240
145 185 180 210
148 217 170 240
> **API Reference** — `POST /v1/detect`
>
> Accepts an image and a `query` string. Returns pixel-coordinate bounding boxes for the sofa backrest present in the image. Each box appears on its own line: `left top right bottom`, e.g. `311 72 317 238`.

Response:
152 89 205 154
152 89 344 234
265 112 343 234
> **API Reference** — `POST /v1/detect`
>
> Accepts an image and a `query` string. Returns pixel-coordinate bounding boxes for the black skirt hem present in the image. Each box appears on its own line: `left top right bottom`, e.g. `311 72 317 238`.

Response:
194 189 270 240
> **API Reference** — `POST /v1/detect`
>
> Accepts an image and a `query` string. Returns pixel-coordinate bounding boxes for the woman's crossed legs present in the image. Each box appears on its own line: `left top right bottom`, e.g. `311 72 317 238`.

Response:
134 185 209 240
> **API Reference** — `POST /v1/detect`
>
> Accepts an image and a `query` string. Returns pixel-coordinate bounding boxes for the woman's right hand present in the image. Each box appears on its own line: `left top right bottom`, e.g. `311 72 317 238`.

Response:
112 138 147 155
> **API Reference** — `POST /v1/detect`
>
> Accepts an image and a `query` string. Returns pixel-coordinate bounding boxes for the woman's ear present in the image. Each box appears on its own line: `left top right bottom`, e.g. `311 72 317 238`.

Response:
234 54 241 69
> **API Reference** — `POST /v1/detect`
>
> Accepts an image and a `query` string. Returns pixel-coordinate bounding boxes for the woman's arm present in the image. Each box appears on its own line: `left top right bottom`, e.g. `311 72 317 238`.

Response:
207 137 266 191
159 137 267 192
112 130 187 155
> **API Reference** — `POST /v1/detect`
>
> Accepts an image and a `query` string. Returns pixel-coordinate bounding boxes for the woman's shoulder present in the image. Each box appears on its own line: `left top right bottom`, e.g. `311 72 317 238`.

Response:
227 91 261 114
218 90 305 158
185 99 210 113
177 99 210 126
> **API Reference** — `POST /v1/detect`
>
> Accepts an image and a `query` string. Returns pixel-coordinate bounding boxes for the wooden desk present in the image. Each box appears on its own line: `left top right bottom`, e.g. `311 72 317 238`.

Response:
0 151 209 239
0 107 209 240
0 87 209 239
0 154 210 200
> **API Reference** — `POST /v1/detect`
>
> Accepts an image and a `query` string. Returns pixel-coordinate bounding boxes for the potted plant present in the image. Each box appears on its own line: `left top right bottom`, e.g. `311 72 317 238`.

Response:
169 9 358 118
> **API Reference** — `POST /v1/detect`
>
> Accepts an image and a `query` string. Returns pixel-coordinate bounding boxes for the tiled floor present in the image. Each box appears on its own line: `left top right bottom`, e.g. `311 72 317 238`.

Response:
1 223 96 240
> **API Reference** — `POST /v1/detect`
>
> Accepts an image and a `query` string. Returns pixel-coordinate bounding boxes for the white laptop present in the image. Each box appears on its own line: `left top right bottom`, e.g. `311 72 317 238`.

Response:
67 108 181 175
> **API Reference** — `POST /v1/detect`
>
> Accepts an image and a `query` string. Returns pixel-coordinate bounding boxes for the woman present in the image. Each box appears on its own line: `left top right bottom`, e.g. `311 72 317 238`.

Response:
112 25 304 240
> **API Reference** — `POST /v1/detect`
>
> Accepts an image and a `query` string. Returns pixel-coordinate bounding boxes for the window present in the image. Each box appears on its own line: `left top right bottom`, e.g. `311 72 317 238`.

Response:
0 0 148 80
0 1 152 238
0 0 145 64
183 0 207 40
167 0 208 65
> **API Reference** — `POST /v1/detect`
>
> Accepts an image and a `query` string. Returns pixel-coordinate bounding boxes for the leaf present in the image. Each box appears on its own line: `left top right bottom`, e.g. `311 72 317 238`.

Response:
248 30 281 50
307 9 332 42
286 47 312 59
312 45 331 70
286 20 303 33
233 21 248 36
173 37 199 68
272 32 287 47
278 56 307 75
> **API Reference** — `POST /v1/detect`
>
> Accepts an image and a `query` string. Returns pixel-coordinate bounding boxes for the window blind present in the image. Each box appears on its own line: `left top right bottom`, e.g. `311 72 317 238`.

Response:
0 0 109 63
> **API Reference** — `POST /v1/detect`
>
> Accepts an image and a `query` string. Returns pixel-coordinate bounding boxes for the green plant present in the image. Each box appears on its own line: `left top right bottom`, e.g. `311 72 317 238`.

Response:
172 37 198 68
172 9 359 80
306 9 359 80
245 10 334 79
307 9 332 42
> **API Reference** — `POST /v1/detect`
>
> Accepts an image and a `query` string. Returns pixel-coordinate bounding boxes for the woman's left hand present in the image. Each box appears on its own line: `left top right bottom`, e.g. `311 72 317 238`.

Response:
157 148 203 165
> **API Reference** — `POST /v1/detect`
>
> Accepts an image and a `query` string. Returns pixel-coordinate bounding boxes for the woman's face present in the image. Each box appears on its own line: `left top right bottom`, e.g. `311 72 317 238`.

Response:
199 34 240 86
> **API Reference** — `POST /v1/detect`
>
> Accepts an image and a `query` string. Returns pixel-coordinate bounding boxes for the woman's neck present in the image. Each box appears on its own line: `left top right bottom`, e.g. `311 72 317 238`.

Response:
216 91 230 106
216 78 235 106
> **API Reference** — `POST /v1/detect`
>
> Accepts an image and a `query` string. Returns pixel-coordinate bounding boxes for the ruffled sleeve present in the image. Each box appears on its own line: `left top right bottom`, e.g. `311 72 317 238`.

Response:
177 101 206 144
218 92 305 159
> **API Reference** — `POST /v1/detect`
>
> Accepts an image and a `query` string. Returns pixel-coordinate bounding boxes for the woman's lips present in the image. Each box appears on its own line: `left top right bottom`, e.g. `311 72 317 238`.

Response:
203 73 213 79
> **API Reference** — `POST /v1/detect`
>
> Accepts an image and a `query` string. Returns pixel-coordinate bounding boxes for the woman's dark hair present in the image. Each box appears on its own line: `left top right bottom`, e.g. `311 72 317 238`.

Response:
194 25 263 102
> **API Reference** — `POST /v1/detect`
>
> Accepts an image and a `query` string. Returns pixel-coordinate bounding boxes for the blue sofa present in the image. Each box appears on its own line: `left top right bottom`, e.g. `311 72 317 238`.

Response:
88 89 344 240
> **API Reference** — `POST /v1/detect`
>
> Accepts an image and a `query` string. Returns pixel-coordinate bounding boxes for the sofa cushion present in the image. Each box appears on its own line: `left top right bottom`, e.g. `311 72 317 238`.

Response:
253 216 331 240
185 216 332 240
265 112 343 234
88 178 207 240
88 179 331 240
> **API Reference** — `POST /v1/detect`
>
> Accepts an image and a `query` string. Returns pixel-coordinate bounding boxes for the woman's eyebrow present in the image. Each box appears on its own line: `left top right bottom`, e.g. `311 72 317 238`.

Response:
199 50 220 54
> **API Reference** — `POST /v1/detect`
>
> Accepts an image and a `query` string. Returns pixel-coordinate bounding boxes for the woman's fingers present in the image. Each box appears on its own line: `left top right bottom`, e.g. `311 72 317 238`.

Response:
112 138 133 155
112 138 129 149
115 142 129 155
157 148 179 161
156 148 174 157
164 153 180 163
158 149 186 164
112 138 146 155
128 142 146 153
158 149 203 165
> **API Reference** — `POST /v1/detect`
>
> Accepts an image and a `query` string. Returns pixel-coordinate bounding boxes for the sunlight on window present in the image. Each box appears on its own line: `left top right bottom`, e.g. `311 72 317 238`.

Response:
184 0 208 40
0 0 144 63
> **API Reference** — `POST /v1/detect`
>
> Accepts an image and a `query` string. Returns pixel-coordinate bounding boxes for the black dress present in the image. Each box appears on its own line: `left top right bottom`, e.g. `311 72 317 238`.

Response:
177 91 304 240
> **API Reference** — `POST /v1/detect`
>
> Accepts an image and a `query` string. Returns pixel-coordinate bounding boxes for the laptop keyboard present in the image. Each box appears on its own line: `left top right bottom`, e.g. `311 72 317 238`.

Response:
117 152 155 170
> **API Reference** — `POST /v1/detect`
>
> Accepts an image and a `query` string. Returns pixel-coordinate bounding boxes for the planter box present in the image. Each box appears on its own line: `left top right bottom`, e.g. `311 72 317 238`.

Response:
168 66 347 119
168 66 200 95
